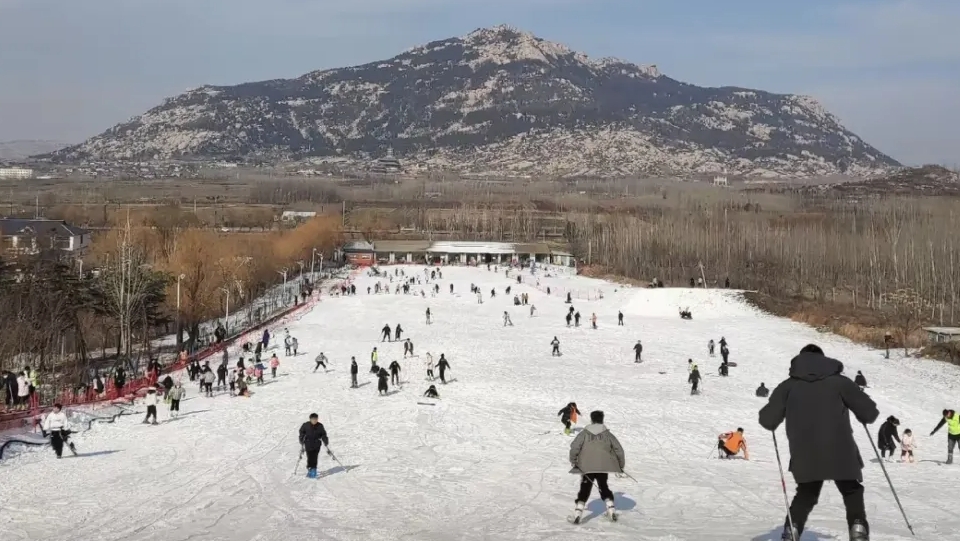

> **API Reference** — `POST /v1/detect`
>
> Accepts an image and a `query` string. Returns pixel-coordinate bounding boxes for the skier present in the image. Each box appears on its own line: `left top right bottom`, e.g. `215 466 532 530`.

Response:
633 341 642 363
708 339 715 356
423 385 440 399
395 324 403 341
568 410 625 524
720 343 730 364
719 360 729 377
900 428 916 463
425 308 432 324
551 336 561 357
530 304 536 317
425 353 435 381
161 374 174 400
350 357 358 388
617 311 623 326
929 409 960 464
558 402 582 435
450 283 453 294
403 339 414 358
565 312 572 327
143 387 160 425
389 360 402 387
42 404 76 458
203 367 216 396
284 334 293 356
381 324 392 342
314 353 328 372
590 313 597 329
854 371 867 390
236 372 249 397
717 428 749 459
877 415 900 459
719 337 727 349
167 381 185 418
758 344 879 541
503 311 513 327
687 359 694 373
688 365 702 395
377 366 391 395
437 354 451 384
574 311 581 327
756 382 769 398
298 413 329 479
216 363 228 390
370 347 379 374
261 328 270 349
291 337 299 356
270 354 280 378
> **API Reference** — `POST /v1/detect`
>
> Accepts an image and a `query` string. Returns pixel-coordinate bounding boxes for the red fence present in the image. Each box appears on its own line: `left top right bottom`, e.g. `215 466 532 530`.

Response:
0 270 359 433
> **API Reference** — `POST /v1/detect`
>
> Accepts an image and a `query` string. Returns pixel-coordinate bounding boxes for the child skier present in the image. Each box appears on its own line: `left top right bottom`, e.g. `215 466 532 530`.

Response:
370 347 379 374
350 357 358 388
423 385 440 399
590 313 597 329
708 339 715 356
270 354 280 378
314 353 328 372
568 410 625 524
143 387 160 424
503 311 513 326
167 381 185 418
688 365 702 395
551 337 561 357
900 428 916 463
425 353 435 381
291 337 298 356
558 402 582 435
377 366 390 395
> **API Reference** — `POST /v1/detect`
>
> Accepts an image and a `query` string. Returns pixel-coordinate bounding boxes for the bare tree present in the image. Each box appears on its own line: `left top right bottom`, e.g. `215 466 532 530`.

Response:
97 218 154 359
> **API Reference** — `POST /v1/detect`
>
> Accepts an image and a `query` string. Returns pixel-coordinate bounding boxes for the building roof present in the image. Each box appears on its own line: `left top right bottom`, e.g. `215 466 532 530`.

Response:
343 240 375 252
923 327 960 335
0 218 88 237
366 240 565 255
372 240 432 253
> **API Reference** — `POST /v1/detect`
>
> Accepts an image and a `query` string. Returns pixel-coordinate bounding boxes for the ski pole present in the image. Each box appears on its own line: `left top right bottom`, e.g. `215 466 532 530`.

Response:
772 432 798 541
862 424 915 535
294 447 304 474
328 449 345 469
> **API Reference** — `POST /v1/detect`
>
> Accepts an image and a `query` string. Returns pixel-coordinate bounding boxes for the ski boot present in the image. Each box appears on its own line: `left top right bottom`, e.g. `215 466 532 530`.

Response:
604 499 618 521
569 501 585 524
947 453 953 465
306 468 317 479
564 427 571 436
849 519 869 541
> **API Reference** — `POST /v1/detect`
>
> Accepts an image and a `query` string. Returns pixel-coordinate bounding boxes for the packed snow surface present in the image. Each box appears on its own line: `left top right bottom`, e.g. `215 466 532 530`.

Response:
2 266 958 540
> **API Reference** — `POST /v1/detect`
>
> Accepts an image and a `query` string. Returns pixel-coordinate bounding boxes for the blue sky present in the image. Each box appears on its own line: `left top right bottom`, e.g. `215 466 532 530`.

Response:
0 0 957 165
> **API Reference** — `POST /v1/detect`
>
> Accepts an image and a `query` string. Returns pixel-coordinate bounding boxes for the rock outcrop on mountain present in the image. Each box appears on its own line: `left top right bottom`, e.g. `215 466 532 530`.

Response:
49 25 900 177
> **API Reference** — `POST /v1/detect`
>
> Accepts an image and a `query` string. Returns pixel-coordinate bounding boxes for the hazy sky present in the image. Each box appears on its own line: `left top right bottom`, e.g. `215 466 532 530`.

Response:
0 0 957 165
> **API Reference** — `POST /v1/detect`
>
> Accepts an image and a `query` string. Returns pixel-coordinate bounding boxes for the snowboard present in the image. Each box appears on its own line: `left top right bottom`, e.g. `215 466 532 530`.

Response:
566 512 618 524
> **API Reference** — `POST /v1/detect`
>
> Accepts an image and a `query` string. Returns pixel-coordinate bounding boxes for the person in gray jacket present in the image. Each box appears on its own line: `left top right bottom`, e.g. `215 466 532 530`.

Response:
568 411 626 524
167 382 186 419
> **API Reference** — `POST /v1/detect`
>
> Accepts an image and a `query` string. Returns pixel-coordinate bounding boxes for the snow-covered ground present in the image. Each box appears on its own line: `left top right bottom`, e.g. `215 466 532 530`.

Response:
1 265 956 540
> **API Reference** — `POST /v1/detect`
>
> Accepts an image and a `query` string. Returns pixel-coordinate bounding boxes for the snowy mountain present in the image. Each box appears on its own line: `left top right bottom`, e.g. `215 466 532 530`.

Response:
0 265 947 540
51 25 899 178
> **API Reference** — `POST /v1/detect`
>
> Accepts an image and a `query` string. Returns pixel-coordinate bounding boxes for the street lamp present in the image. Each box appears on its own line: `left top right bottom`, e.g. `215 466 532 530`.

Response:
277 268 288 303
311 248 317 276
220 286 231 332
296 260 305 280
176 273 186 313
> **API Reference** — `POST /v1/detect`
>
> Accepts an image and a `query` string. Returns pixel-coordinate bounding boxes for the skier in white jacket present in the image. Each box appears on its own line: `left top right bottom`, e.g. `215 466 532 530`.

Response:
16 373 29 410
424 353 435 381
142 387 160 424
42 404 75 458
900 428 916 463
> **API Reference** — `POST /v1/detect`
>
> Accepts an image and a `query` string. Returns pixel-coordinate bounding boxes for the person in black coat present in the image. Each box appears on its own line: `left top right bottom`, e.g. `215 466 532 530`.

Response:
437 354 451 384
755 383 769 398
389 360 402 386
298 413 329 478
758 344 879 541
688 366 702 395
381 324 392 342
877 416 900 459
557 402 581 435
350 357 359 388
854 371 867 390
633 341 643 363
377 366 390 395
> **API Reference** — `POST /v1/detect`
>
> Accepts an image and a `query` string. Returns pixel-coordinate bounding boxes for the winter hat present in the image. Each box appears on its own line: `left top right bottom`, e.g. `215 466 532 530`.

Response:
800 344 824 355
590 410 604 424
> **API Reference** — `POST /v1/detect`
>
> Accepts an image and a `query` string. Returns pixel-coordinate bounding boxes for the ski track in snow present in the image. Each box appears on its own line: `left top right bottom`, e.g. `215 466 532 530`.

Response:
1 266 958 540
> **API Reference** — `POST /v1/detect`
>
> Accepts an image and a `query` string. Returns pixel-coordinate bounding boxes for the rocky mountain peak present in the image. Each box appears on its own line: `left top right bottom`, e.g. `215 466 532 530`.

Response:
46 26 899 178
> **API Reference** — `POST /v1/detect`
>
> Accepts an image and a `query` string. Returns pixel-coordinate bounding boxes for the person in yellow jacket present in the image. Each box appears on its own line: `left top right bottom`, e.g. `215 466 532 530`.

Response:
718 428 749 459
930 409 960 464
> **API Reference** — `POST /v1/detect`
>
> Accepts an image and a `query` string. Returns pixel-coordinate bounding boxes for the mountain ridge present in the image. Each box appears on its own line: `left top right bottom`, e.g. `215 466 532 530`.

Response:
47 24 900 178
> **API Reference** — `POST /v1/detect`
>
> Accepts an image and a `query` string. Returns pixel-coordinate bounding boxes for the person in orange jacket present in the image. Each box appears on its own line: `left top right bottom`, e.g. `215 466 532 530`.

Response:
558 402 582 436
718 428 749 459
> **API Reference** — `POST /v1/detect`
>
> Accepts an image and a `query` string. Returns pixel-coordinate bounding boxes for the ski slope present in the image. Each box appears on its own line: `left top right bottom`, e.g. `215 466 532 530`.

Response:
2 265 958 541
